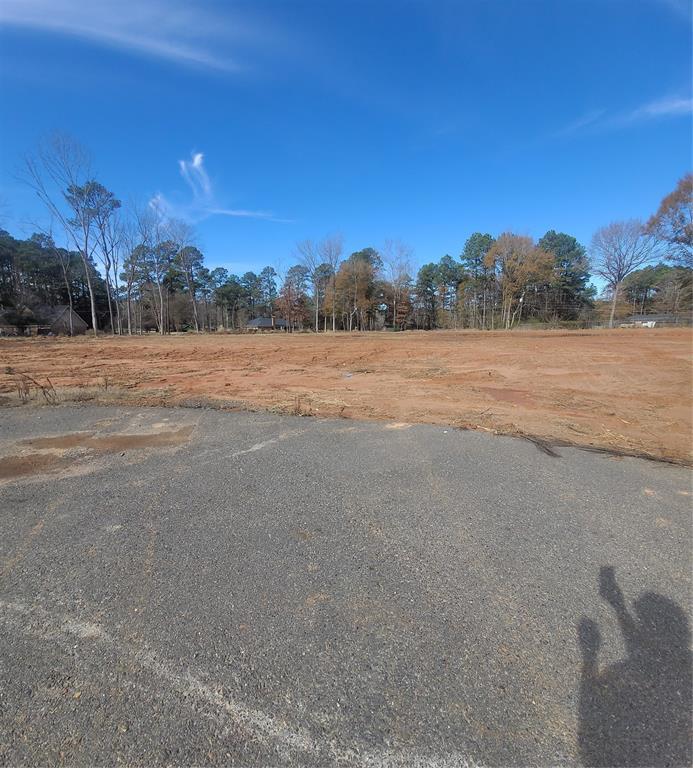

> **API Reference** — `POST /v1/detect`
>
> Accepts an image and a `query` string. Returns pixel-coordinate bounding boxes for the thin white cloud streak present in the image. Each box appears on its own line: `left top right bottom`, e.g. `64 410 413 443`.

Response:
154 152 289 224
211 208 292 222
557 94 692 137
654 0 693 21
555 109 607 137
179 153 212 199
0 0 263 71
627 95 692 120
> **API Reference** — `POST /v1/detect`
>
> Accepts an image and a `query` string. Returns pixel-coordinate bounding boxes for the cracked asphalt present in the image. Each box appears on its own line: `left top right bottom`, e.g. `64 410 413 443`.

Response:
0 405 690 767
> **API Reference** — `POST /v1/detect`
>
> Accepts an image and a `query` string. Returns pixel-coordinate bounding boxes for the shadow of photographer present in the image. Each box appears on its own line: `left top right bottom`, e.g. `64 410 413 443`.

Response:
577 566 691 767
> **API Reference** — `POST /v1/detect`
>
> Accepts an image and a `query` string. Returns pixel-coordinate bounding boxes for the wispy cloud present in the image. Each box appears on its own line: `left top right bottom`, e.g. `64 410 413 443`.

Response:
555 109 607 137
557 94 692 137
626 95 692 121
179 153 212 200
210 208 290 222
155 152 289 224
0 0 270 71
654 0 693 21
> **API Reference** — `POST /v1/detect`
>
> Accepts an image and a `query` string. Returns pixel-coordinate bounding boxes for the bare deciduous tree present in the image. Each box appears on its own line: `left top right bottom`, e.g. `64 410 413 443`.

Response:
21 134 101 335
119 218 140 335
134 199 169 335
318 233 343 332
91 182 122 334
383 239 413 330
591 220 658 328
110 218 127 334
295 238 321 332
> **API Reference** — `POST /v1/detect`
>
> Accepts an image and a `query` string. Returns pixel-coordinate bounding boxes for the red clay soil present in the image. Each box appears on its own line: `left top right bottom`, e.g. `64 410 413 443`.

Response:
1 328 691 463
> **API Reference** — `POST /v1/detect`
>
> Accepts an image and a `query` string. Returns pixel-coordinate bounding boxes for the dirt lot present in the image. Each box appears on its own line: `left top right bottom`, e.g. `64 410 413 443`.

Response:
1 328 691 463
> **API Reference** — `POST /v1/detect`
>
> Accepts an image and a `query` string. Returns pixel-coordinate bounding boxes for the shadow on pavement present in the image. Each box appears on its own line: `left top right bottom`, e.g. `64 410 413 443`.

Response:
577 566 692 767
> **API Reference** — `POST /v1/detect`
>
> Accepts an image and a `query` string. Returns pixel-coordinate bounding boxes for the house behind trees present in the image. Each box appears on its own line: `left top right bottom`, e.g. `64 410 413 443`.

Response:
0 305 88 336
246 316 288 332
38 305 89 335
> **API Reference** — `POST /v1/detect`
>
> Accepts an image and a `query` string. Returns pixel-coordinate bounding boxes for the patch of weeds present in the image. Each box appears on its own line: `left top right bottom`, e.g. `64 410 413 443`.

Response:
71 388 97 402
5 367 58 405
291 395 314 417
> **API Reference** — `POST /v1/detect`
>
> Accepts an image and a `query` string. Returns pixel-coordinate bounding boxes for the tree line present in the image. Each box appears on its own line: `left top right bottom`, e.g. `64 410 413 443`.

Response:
1 135 690 334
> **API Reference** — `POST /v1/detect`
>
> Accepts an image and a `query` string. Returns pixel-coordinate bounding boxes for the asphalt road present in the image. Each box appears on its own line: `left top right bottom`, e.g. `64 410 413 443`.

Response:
0 405 690 767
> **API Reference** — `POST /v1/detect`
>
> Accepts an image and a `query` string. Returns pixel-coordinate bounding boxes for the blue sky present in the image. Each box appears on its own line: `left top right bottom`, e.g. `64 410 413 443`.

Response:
0 0 691 278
